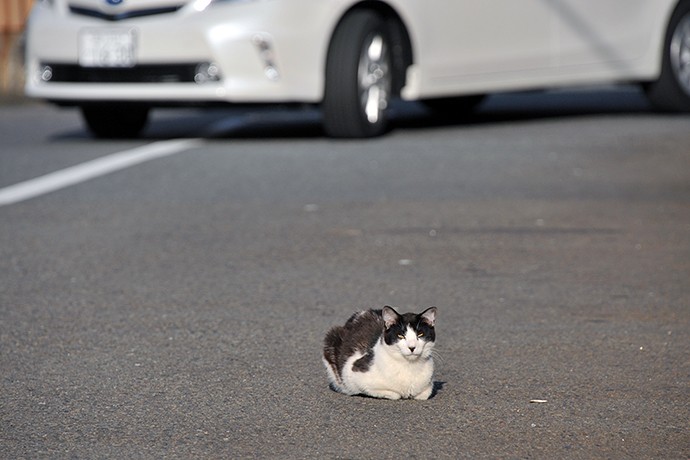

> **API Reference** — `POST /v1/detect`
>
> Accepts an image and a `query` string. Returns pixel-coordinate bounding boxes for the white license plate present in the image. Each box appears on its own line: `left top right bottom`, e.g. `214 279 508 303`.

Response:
79 28 137 67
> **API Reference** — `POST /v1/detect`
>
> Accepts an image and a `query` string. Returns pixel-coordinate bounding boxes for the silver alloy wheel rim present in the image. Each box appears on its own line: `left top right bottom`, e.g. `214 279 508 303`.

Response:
358 33 391 124
670 14 690 95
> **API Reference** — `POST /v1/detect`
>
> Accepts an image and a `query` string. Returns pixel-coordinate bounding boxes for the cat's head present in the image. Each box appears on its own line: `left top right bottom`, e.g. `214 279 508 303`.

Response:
382 306 437 360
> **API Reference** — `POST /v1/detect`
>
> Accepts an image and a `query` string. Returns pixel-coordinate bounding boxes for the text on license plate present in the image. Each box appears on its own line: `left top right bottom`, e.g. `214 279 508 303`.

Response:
79 28 137 68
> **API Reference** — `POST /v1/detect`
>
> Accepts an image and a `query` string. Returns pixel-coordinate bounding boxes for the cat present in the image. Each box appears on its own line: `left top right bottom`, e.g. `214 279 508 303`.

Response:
323 306 437 400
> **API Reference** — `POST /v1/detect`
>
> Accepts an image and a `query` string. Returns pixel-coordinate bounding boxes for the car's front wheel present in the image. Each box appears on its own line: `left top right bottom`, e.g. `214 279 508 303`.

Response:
645 2 690 112
323 10 393 138
81 105 150 138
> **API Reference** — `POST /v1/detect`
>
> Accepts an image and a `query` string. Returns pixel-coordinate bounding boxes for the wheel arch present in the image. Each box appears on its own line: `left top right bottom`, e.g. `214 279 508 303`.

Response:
325 1 414 98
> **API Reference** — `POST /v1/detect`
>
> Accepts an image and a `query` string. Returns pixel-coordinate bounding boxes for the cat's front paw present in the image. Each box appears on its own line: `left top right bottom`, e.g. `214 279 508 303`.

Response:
413 385 433 400
366 390 402 400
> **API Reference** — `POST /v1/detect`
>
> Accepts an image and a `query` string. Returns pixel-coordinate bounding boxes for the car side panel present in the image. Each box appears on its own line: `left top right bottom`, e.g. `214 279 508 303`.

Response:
551 0 678 80
398 0 678 98
395 0 553 98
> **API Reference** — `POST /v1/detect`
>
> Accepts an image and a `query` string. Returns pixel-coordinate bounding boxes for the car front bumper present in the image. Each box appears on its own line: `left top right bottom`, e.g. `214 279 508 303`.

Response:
25 0 342 105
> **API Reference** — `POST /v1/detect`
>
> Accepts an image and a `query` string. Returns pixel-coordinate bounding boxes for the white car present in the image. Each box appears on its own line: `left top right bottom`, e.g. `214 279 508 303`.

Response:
25 0 690 138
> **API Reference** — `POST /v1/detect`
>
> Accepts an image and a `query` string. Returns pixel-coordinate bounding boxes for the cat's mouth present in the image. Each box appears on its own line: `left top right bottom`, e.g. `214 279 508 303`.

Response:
403 350 422 360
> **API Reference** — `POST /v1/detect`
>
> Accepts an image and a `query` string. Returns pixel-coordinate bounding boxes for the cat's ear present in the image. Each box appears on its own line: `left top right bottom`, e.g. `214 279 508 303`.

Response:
420 307 437 327
382 306 400 329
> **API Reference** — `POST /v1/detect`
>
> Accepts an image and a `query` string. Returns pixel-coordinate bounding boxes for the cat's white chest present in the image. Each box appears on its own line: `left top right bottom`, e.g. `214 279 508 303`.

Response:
341 340 434 400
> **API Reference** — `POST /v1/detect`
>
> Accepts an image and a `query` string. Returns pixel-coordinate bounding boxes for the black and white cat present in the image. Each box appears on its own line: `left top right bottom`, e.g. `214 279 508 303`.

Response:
323 306 437 400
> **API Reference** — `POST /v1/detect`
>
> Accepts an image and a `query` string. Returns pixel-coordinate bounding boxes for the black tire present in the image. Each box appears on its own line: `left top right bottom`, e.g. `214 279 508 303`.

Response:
645 2 690 112
81 105 150 138
323 10 393 138
422 95 486 119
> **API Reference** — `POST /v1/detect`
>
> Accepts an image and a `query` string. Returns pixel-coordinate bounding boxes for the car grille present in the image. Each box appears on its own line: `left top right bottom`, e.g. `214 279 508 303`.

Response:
44 63 200 83
69 5 184 21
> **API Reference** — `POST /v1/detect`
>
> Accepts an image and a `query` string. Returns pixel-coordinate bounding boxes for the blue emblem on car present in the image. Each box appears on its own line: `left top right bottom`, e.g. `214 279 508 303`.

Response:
106 0 123 5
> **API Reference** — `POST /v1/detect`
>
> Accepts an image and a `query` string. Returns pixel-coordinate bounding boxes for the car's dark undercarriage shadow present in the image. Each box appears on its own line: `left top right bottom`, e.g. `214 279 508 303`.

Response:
53 86 672 141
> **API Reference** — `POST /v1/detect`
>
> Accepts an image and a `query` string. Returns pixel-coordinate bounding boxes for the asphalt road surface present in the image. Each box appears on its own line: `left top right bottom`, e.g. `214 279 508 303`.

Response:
1 88 689 458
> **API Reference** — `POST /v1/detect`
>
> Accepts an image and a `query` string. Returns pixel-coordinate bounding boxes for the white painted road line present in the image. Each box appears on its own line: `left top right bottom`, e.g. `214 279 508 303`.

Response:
0 139 203 207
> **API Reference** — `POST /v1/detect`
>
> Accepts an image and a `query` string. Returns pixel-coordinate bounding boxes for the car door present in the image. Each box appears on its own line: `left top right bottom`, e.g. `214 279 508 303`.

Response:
408 0 554 95
551 0 661 71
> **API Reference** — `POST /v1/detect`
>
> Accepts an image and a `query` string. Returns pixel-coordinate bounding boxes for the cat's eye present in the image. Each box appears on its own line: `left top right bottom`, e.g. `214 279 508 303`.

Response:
397 334 405 340
417 332 424 337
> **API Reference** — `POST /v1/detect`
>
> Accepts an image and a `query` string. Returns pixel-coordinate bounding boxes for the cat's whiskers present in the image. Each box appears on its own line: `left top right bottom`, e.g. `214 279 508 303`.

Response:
429 348 444 364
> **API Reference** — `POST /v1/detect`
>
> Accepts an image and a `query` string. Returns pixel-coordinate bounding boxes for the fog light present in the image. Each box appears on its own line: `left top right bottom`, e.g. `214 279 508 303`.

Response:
40 65 53 82
194 62 221 84
252 34 280 81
